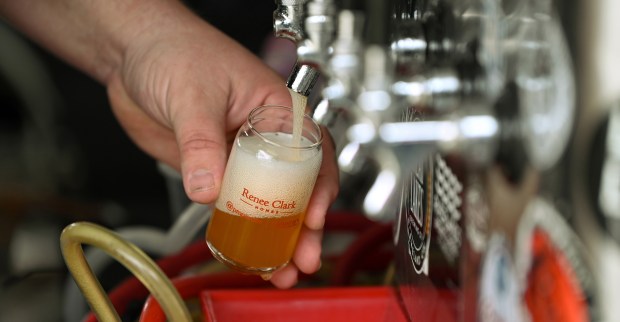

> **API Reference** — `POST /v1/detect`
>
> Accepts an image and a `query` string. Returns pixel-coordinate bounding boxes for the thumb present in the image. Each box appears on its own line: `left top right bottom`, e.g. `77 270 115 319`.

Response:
173 100 229 205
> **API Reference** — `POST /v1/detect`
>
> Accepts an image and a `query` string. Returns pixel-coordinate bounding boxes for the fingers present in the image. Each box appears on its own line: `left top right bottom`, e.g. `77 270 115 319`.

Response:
269 263 299 289
269 127 338 288
305 126 339 230
107 75 181 168
170 87 229 205
293 225 323 274
270 226 323 288
110 73 230 206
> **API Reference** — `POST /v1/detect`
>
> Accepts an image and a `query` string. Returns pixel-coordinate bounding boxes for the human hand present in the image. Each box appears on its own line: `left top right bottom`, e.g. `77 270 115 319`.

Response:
269 126 339 288
104 3 339 288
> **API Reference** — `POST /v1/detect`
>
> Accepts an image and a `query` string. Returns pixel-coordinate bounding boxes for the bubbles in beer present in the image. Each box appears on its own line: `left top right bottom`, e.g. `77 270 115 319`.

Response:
215 132 322 220
289 88 308 149
206 101 322 274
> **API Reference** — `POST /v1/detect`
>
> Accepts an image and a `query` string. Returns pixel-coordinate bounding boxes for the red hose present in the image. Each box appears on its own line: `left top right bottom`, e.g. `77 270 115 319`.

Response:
84 240 212 322
330 222 394 286
324 211 377 233
139 273 271 322
83 211 392 321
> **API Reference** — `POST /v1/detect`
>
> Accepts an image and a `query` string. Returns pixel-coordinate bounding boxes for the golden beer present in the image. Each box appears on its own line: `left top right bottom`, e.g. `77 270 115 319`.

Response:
206 207 304 270
206 106 322 274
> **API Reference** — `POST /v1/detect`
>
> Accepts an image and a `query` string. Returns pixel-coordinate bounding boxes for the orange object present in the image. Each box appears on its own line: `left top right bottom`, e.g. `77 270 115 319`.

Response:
88 212 396 321
524 229 589 322
201 286 408 322
139 273 270 322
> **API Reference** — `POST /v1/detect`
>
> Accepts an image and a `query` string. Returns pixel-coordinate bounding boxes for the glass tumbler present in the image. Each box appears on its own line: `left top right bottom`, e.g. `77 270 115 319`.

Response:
205 105 323 275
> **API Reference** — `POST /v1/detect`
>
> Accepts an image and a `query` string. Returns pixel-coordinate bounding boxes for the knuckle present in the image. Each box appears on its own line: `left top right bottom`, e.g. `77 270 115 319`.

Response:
179 133 224 155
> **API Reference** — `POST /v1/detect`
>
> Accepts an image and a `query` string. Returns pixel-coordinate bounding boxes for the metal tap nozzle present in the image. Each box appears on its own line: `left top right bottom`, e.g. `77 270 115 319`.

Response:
275 0 336 98
298 0 337 65
286 62 320 96
273 0 311 42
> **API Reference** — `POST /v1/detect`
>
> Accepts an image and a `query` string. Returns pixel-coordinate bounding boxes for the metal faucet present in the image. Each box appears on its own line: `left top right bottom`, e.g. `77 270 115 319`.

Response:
274 0 337 97
272 0 575 220
273 0 309 43
271 1 586 319
321 1 501 219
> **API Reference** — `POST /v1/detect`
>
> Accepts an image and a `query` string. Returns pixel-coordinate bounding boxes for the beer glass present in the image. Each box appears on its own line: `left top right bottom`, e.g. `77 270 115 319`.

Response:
206 105 323 275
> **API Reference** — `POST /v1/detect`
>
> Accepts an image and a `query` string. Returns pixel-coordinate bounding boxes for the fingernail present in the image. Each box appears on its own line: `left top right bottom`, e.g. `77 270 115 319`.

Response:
188 169 215 192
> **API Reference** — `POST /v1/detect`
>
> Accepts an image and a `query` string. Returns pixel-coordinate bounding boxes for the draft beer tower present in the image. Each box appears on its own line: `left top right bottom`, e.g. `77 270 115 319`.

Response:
274 0 596 321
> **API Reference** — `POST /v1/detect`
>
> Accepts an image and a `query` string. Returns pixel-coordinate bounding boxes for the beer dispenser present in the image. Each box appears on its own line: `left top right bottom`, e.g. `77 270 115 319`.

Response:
273 0 597 321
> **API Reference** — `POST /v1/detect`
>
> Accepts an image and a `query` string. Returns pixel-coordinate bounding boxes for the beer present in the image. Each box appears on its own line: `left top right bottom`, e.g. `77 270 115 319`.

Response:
206 108 322 275
207 208 304 269
289 88 308 147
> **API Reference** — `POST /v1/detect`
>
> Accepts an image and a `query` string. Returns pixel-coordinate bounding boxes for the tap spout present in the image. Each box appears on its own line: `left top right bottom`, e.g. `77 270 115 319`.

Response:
286 62 320 96
273 0 311 42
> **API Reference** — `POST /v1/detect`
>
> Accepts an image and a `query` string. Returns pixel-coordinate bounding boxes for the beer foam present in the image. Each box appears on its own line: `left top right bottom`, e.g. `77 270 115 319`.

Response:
249 132 317 161
216 132 322 219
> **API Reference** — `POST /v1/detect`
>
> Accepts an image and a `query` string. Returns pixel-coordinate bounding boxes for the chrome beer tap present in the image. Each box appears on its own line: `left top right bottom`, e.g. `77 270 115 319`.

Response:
303 0 497 219
273 1 587 319
274 0 337 96
326 0 502 219
273 0 309 43
317 3 412 219
273 0 575 220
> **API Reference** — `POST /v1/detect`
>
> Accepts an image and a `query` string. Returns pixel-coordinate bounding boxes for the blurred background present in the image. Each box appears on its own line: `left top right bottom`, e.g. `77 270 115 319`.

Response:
0 1 279 320
1 0 620 321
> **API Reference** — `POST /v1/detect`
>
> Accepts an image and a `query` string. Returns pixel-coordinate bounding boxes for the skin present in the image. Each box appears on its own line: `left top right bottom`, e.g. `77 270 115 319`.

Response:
0 0 339 289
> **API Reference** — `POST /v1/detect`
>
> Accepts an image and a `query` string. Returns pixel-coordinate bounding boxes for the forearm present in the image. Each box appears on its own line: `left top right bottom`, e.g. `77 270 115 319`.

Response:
0 0 196 84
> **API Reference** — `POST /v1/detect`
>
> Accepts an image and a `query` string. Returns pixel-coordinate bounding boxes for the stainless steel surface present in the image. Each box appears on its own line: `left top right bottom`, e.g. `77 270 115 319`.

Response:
274 0 576 222
286 62 320 96
274 0 599 320
274 0 337 97
573 1 620 321
3 0 617 321
273 0 311 43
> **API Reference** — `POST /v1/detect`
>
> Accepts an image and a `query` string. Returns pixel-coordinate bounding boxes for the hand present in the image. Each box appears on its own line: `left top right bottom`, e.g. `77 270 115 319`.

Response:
270 126 339 288
104 4 339 288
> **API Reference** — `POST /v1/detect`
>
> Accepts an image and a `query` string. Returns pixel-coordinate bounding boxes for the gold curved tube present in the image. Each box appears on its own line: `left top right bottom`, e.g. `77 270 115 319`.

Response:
60 222 191 322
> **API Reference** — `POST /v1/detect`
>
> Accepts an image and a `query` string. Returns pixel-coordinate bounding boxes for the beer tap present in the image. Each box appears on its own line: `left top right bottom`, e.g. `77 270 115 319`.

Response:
327 1 478 218
315 1 407 219
273 0 309 43
328 0 503 219
277 0 587 320
509 0 575 172
273 0 574 220
273 0 337 96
